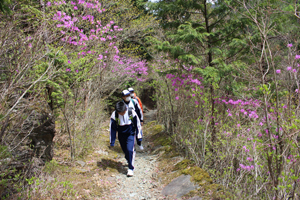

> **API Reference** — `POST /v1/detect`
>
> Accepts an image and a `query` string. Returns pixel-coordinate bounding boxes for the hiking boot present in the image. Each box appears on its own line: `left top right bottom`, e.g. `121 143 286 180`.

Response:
138 144 144 150
127 169 134 177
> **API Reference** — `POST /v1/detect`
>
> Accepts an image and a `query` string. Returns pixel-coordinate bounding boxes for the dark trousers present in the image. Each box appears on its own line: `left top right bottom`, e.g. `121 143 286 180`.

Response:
118 132 135 170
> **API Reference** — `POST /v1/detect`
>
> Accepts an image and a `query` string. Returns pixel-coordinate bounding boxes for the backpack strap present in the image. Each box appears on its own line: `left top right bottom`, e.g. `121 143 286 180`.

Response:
115 111 120 127
131 99 135 107
128 107 133 120
128 107 135 129
115 109 133 127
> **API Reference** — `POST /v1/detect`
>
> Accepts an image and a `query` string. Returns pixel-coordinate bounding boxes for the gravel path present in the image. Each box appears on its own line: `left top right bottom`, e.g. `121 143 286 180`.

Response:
99 109 175 200
101 150 165 200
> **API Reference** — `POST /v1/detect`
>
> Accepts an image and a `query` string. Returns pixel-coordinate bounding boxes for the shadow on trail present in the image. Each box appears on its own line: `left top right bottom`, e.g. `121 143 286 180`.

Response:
97 158 127 174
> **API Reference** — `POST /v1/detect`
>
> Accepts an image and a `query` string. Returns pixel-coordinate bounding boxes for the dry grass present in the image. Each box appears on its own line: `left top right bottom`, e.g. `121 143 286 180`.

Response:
19 115 125 199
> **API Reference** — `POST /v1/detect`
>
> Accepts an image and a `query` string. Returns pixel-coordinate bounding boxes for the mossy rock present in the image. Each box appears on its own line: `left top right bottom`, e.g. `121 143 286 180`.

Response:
161 145 180 158
182 166 212 186
174 159 194 171
147 124 164 136
144 120 157 128
153 134 171 146
204 183 223 192
153 124 164 134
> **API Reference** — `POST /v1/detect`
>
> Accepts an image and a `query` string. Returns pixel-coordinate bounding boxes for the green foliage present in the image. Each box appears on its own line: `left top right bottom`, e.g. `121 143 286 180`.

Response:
0 145 11 160
43 160 59 174
0 0 10 13
148 0 251 104
1 0 300 199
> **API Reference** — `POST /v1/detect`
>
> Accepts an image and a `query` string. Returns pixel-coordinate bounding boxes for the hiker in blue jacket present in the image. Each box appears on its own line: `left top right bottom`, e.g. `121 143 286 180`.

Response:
121 90 144 150
109 101 142 177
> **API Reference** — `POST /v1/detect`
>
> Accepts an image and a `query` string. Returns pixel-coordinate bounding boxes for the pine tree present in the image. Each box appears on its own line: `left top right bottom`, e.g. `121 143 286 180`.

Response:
149 0 250 149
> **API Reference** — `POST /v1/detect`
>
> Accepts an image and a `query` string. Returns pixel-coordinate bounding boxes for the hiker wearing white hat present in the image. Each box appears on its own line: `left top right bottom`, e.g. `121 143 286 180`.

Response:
121 89 144 150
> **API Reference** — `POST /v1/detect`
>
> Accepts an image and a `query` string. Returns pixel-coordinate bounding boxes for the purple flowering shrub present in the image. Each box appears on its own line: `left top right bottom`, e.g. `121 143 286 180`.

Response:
38 0 153 159
153 46 300 198
47 0 148 85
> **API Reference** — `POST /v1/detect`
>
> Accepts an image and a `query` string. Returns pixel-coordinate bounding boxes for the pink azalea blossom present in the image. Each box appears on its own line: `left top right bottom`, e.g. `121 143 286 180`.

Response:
287 43 293 47
265 129 269 134
258 132 262 137
242 146 249 152
247 157 253 161
287 66 292 71
276 69 281 74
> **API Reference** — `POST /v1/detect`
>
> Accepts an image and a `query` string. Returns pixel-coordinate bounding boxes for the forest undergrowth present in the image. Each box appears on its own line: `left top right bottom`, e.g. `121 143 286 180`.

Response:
1 0 300 199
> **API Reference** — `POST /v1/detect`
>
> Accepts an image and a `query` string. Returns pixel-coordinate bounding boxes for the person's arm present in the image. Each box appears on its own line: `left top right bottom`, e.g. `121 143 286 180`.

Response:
134 99 143 123
132 111 142 140
110 112 118 146
136 96 144 113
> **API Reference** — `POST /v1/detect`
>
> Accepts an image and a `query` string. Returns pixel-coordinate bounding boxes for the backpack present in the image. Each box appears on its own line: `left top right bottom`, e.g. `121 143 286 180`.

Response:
115 107 134 128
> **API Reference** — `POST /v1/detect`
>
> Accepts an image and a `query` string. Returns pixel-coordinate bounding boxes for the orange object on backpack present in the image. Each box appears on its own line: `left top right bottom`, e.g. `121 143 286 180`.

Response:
134 93 143 113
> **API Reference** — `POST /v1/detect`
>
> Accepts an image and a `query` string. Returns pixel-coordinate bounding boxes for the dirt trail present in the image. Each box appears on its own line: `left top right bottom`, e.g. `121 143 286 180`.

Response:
38 108 199 200
96 109 173 200
99 145 165 199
